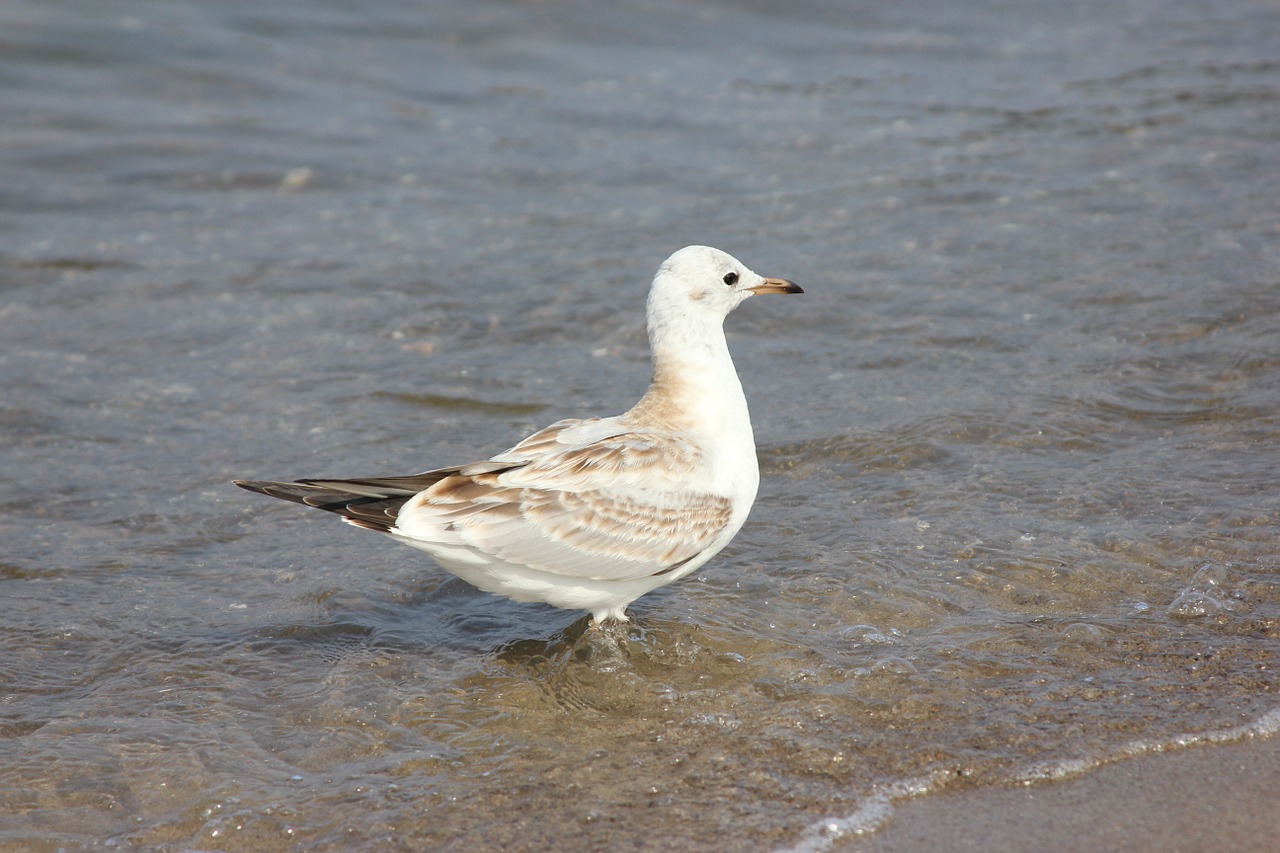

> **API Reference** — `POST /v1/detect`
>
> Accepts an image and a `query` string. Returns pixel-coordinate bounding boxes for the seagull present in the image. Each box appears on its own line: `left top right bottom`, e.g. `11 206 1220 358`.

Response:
235 245 802 624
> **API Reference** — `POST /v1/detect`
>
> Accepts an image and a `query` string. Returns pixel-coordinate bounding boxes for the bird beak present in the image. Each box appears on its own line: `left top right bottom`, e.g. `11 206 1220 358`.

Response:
748 277 804 295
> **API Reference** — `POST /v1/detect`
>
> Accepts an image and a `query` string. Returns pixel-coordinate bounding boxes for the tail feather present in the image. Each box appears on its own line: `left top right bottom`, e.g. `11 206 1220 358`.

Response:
234 472 455 532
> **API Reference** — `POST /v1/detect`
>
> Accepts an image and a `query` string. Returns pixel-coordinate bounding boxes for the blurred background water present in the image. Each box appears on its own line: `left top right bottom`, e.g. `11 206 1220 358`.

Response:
1 0 1278 850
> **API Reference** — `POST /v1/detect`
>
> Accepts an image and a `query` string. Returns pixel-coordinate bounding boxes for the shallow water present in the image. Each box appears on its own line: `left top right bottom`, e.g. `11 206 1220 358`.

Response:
2 0 1278 850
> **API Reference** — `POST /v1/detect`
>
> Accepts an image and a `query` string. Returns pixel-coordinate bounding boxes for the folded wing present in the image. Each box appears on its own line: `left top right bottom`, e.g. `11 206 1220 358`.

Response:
236 417 735 583
395 420 734 582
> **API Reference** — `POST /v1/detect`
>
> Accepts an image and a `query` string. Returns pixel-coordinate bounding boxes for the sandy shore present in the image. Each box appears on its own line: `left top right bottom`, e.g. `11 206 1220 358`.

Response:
851 735 1280 853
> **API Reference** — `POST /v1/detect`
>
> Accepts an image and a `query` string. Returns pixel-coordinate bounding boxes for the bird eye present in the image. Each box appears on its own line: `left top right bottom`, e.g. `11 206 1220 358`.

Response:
722 272 738 286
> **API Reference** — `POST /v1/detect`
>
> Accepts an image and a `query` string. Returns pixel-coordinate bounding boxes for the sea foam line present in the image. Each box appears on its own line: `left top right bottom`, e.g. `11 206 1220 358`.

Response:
778 705 1280 853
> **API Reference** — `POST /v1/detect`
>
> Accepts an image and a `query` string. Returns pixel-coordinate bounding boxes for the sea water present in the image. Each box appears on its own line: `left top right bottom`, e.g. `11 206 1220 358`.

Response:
2 0 1277 849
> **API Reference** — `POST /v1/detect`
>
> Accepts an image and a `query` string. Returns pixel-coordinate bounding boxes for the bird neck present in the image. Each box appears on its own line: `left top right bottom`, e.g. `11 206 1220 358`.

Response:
626 316 752 440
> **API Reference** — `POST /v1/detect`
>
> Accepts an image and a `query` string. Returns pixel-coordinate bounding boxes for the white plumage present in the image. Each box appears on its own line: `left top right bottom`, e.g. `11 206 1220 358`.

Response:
236 245 801 623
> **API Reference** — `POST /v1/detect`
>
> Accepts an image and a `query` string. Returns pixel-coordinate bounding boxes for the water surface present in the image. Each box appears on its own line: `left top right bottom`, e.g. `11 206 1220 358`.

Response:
2 0 1278 850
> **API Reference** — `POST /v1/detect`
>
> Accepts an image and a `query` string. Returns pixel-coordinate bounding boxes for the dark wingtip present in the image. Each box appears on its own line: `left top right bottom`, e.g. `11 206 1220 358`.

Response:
232 479 316 506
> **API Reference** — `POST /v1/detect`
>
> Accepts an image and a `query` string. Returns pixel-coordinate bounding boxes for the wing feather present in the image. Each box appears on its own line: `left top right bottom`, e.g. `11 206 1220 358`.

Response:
395 426 734 582
240 417 737 583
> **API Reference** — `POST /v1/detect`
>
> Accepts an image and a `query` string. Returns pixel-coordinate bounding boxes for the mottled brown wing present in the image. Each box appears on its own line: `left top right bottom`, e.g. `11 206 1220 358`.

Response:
398 429 734 581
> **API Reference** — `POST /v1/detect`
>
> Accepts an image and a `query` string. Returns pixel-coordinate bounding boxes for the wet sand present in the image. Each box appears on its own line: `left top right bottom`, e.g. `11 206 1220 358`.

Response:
852 735 1280 853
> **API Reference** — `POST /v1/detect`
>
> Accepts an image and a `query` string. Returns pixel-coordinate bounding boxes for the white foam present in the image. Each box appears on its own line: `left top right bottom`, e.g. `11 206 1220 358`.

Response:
1018 705 1280 784
777 706 1280 851
774 771 951 853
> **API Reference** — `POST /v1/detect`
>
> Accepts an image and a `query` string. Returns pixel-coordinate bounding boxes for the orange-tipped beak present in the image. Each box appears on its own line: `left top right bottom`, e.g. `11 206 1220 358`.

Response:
747 277 803 295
